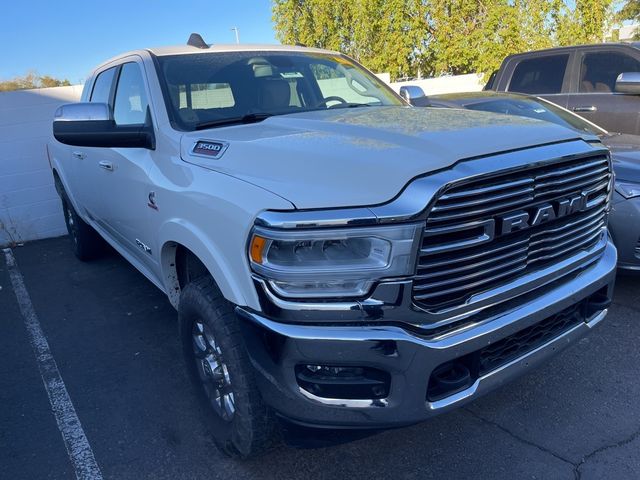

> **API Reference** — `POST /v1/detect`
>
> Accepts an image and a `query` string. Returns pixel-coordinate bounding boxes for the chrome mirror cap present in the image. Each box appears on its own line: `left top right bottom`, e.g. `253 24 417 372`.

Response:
399 85 428 106
53 102 110 122
615 72 640 95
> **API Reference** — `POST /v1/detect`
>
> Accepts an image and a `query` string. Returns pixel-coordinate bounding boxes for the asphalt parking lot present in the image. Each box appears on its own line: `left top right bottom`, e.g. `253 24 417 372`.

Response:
1 236 639 480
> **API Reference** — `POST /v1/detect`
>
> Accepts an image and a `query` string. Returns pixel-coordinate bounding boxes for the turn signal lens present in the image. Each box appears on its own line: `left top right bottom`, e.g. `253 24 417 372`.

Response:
250 235 267 264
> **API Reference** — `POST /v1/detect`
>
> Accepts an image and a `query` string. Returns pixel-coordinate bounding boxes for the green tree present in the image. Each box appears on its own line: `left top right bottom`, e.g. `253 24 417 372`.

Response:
618 0 640 39
557 0 614 45
619 0 640 22
272 0 615 80
273 0 430 79
0 72 71 92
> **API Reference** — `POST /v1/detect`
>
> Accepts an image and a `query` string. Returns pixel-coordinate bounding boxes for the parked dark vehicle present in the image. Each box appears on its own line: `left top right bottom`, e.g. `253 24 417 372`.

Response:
427 91 640 271
485 43 640 135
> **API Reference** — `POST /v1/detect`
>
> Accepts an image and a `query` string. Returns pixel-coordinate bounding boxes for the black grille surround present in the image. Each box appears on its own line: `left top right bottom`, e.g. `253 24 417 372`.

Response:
413 154 611 311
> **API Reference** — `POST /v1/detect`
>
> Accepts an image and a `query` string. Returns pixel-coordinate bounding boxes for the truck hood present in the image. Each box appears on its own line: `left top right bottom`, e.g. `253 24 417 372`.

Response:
180 106 584 209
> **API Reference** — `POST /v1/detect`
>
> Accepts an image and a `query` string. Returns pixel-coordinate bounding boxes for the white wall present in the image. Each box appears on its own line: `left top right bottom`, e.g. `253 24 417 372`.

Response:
0 85 82 246
390 73 485 96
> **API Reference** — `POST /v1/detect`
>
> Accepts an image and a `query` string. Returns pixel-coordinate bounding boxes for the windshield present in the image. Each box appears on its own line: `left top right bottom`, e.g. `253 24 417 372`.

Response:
464 96 607 137
155 51 404 130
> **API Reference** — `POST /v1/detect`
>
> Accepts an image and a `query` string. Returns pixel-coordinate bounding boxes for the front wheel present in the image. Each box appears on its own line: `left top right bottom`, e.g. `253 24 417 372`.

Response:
179 277 279 458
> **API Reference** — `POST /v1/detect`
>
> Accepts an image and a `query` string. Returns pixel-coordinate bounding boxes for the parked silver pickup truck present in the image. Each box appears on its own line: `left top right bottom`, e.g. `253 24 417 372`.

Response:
49 35 617 458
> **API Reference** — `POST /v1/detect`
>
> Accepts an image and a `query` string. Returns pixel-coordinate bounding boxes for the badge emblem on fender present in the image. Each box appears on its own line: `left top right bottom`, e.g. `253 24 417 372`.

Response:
192 140 229 159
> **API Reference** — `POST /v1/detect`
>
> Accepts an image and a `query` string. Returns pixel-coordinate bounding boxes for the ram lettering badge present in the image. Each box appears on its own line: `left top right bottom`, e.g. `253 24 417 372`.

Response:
498 192 588 236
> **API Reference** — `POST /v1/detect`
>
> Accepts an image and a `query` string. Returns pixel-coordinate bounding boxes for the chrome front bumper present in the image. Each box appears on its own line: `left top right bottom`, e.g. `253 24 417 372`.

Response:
237 240 617 428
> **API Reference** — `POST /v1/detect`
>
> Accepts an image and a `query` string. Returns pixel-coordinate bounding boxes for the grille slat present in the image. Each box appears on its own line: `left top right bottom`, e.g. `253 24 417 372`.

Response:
414 154 610 310
428 157 609 225
439 178 534 200
433 186 535 212
415 246 529 279
418 238 529 269
534 157 607 181
535 164 608 189
413 264 527 301
529 207 604 239
414 254 527 291
428 195 536 222
534 176 609 200
529 212 605 249
529 228 604 265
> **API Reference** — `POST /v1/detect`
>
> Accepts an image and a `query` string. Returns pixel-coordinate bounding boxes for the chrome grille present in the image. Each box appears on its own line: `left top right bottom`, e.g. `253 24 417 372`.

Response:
413 154 610 310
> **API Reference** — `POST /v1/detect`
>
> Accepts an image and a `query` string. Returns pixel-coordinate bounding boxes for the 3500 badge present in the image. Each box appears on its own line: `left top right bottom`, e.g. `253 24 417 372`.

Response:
192 140 229 159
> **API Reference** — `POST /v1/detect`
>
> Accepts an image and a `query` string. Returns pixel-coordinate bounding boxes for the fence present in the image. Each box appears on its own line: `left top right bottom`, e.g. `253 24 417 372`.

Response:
390 73 485 96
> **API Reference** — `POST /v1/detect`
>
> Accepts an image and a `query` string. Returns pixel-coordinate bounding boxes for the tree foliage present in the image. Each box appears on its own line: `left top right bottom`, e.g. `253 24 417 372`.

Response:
619 0 640 22
272 0 430 80
272 0 616 80
0 72 71 92
618 0 640 39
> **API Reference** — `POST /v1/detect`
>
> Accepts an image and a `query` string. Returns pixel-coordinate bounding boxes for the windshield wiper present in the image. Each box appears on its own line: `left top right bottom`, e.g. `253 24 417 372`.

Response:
194 113 273 130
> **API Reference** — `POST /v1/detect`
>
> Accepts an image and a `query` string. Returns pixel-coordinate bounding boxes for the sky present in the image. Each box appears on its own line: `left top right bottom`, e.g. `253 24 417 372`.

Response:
0 0 278 84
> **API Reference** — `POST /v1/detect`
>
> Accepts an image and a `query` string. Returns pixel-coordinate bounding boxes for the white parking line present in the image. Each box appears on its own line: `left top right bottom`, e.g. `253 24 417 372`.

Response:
3 248 103 480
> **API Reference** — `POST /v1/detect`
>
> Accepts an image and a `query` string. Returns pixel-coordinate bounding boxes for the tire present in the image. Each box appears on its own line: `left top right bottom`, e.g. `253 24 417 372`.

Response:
60 196 105 261
179 276 279 458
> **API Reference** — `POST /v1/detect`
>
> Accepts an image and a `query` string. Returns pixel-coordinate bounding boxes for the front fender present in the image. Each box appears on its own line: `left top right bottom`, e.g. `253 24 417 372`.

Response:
158 219 256 309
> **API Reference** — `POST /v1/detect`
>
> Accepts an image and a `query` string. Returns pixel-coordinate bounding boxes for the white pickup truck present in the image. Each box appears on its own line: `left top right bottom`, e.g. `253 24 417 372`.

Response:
49 34 617 458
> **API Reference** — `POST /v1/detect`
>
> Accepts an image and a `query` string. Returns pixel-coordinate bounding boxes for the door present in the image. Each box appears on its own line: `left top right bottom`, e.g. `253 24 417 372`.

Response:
73 66 118 225
566 49 640 135
505 52 572 109
99 61 159 268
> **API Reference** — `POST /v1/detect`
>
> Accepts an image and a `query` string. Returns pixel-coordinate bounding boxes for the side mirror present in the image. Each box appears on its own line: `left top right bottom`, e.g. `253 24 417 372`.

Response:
614 72 640 95
53 102 155 149
399 85 429 106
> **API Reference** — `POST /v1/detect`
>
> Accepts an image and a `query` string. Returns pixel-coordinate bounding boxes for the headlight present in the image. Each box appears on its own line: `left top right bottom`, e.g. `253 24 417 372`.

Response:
615 181 640 199
249 223 421 298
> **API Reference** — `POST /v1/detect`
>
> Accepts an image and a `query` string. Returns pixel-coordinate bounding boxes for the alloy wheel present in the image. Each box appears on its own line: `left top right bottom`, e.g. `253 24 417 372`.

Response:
192 320 235 421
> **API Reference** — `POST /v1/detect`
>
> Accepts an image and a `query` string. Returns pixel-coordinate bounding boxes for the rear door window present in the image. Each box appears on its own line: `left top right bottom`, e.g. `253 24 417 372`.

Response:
579 51 640 93
508 54 569 94
90 67 117 103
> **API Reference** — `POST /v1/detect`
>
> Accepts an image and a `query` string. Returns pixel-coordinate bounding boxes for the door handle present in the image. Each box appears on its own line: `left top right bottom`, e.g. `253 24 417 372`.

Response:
98 161 114 171
572 106 597 112
71 151 86 160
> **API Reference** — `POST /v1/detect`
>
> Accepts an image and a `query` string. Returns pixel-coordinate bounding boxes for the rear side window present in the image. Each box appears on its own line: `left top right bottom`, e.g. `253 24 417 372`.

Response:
90 67 116 103
508 54 569 94
579 51 640 93
113 63 149 126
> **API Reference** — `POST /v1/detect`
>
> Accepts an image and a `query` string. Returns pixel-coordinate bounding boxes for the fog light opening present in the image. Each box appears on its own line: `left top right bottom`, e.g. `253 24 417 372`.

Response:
584 287 611 319
427 361 473 402
296 365 390 400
